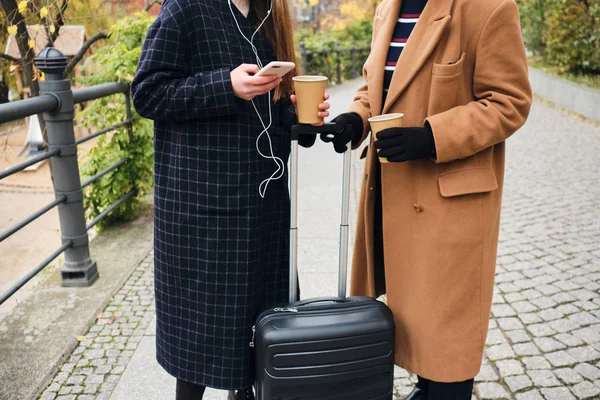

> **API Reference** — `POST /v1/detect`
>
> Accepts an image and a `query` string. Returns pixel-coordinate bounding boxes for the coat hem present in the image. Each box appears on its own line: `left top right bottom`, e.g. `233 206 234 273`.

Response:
156 354 252 391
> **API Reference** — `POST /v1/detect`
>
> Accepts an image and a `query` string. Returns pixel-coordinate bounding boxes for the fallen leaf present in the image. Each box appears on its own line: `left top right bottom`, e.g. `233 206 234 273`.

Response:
18 0 28 15
75 335 86 341
108 318 116 325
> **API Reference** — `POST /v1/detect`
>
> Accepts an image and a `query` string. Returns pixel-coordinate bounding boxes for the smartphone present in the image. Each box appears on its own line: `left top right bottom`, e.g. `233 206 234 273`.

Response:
255 61 296 78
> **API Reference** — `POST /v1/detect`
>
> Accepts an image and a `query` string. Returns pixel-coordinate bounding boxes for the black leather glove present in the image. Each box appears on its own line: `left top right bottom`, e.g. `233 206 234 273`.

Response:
321 112 364 154
374 123 436 162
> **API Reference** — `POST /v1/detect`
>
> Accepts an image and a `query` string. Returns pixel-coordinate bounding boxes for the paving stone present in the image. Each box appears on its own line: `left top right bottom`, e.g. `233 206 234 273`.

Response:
574 363 600 381
476 382 510 399
504 375 533 392
533 337 567 352
492 304 517 317
569 312 600 326
567 346 600 363
523 356 552 370
46 383 61 392
571 381 600 399
527 370 561 387
540 387 576 400
538 309 565 322
65 376 84 386
513 301 539 314
497 317 525 331
475 365 499 382
514 342 541 356
527 324 556 337
554 367 584 384
507 329 531 344
572 326 600 344
520 313 544 325
549 318 581 333
531 297 558 310
84 384 99 394
83 349 105 360
537 285 561 296
546 350 578 367
487 329 508 345
486 344 516 361
505 292 526 302
572 290 599 302
515 390 544 400
55 396 76 400
522 289 544 300
39 393 57 400
496 359 524 376
555 333 586 347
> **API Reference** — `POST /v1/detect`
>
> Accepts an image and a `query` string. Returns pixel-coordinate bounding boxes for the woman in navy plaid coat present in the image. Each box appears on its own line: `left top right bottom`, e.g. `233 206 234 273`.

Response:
132 0 328 398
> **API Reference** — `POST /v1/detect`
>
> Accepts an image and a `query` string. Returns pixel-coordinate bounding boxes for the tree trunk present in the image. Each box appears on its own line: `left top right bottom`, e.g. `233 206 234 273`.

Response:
0 0 46 144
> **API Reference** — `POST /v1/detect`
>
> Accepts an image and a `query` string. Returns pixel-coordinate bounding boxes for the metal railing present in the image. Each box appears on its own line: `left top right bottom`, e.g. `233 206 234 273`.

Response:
299 41 370 84
0 47 136 306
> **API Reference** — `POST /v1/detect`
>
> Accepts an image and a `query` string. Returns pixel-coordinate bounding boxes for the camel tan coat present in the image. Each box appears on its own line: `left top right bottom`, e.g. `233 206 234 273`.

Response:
347 0 532 382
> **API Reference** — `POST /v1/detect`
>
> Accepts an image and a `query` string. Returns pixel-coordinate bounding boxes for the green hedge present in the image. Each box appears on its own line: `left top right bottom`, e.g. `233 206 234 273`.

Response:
518 0 599 73
296 19 373 83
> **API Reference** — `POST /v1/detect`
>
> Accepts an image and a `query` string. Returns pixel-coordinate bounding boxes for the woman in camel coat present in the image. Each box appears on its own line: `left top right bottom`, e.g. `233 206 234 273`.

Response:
327 0 532 398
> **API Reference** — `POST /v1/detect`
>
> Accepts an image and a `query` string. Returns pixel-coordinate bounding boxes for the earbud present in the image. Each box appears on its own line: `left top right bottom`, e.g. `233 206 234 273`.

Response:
229 0 282 199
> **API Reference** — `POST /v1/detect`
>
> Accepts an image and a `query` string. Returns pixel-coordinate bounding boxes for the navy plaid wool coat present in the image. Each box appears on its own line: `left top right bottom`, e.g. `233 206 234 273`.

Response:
131 0 301 389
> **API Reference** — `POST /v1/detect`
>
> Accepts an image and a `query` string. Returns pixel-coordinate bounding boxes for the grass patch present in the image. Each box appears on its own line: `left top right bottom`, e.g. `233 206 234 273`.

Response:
529 56 600 91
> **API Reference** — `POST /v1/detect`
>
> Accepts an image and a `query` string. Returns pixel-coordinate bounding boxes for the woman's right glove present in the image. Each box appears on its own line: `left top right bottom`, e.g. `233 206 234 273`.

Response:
322 112 364 154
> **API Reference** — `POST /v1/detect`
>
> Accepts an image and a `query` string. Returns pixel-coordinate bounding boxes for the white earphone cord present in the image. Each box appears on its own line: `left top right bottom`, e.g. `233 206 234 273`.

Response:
229 0 284 199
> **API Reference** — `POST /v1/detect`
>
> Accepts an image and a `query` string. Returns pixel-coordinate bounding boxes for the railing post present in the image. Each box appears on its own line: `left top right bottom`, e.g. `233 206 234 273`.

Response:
351 41 356 79
35 48 99 287
299 41 307 75
335 42 342 84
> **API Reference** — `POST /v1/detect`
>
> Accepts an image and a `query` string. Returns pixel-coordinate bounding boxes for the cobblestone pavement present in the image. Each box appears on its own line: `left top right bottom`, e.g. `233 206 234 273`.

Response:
38 252 155 400
39 98 600 400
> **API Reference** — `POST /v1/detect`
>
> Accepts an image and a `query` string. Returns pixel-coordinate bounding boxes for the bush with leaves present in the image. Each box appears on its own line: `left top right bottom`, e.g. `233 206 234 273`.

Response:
542 0 599 72
518 0 599 73
78 12 155 231
297 19 373 83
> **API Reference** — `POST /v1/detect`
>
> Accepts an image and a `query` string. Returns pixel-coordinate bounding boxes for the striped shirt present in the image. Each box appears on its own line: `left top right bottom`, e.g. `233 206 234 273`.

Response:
383 0 428 99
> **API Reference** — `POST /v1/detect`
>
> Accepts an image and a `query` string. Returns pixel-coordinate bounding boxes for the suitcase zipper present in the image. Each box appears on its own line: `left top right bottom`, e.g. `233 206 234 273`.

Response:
250 308 297 348
251 303 385 348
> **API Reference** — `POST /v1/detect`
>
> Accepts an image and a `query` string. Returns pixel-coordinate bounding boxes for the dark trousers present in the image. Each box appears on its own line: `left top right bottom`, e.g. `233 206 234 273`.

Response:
417 376 474 399
176 380 206 400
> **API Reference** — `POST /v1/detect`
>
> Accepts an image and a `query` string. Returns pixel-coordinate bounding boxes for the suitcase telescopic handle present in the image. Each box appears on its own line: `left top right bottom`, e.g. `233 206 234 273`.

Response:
289 123 353 303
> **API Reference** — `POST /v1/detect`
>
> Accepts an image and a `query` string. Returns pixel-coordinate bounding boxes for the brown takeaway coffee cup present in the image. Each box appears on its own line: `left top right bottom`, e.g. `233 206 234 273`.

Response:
368 113 404 164
293 76 328 124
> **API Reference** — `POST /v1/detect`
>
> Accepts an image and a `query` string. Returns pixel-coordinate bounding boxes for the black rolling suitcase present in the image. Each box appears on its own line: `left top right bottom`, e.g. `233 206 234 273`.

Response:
252 123 396 400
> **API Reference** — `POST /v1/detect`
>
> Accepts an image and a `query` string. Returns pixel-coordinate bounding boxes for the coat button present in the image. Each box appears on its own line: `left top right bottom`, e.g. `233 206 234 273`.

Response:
413 204 424 212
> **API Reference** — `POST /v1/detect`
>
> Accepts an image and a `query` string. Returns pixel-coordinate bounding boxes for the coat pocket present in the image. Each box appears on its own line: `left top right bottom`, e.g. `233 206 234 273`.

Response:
432 52 466 77
438 167 498 198
428 53 467 116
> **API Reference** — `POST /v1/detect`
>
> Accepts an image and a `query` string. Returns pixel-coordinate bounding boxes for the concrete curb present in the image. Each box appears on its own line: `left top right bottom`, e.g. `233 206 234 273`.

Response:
529 66 600 122
0 204 153 400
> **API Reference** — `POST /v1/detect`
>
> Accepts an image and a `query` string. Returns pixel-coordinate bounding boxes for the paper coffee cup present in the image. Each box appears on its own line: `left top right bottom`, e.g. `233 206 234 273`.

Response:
293 76 328 124
368 113 404 164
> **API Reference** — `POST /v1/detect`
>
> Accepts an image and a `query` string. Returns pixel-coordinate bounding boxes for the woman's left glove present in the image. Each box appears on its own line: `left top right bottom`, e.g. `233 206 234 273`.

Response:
374 123 437 162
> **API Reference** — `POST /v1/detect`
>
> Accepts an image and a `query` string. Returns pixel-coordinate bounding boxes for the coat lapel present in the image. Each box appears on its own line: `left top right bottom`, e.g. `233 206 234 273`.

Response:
368 0 402 117
382 0 455 114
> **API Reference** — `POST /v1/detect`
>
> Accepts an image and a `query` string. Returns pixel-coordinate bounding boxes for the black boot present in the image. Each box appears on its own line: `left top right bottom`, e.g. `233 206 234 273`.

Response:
402 387 427 400
228 387 255 400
